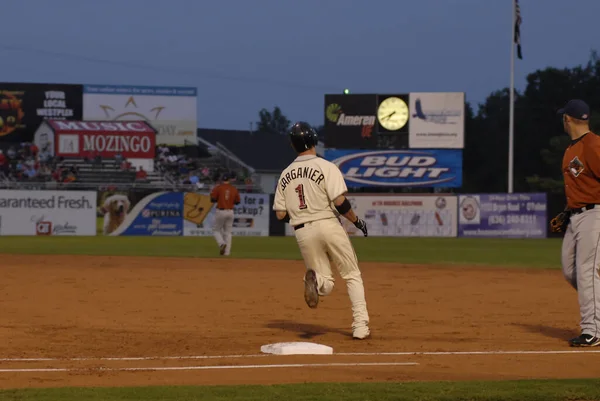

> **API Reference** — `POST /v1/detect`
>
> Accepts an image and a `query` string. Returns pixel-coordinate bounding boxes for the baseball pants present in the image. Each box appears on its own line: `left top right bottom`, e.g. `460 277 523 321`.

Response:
294 217 369 332
213 209 234 256
561 207 600 337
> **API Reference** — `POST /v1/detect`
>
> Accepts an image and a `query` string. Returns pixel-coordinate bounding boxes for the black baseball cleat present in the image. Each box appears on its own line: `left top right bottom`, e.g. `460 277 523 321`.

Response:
219 244 226 255
569 334 600 347
304 269 319 309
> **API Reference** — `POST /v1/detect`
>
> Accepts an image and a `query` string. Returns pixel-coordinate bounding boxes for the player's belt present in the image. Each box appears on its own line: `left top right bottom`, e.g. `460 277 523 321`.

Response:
571 204 600 215
293 224 305 230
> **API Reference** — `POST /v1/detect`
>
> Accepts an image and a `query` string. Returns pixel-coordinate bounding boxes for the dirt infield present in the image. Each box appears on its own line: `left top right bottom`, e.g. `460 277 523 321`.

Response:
0 254 599 389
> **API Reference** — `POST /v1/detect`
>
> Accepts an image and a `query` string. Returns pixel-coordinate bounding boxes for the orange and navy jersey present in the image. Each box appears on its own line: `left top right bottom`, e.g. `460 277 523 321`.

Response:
210 183 241 209
562 132 600 209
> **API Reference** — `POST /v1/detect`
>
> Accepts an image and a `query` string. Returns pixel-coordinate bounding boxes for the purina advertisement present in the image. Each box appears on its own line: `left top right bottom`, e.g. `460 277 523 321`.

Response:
0 190 96 236
324 149 462 188
99 191 183 236
99 190 269 236
286 194 457 237
458 193 547 238
183 193 269 237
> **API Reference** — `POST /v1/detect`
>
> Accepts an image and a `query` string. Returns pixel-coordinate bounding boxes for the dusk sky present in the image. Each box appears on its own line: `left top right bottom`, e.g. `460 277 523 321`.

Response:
1 0 599 130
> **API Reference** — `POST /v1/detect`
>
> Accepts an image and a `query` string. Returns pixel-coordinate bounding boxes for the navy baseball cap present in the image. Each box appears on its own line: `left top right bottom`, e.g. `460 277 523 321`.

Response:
558 99 590 120
222 174 229 181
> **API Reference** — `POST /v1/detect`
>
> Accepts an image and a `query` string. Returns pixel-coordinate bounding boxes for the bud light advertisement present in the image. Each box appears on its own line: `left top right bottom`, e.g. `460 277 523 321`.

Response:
458 193 547 238
324 149 462 187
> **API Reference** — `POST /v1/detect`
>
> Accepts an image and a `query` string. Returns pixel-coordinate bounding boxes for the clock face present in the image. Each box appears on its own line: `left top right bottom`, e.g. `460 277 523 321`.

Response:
377 97 409 131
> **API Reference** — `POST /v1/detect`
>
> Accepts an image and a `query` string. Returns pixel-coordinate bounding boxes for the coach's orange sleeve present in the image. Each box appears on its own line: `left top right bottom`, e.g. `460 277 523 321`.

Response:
584 136 600 178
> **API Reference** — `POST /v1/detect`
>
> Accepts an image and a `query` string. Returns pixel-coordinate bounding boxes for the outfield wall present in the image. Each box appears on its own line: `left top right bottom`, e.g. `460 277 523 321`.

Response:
0 190 547 238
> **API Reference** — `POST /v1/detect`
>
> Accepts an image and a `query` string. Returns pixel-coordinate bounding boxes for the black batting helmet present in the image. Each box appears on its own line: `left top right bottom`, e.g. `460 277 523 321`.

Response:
289 121 318 153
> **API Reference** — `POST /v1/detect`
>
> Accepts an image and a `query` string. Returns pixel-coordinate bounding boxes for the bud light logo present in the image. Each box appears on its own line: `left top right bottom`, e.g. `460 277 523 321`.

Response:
325 149 462 187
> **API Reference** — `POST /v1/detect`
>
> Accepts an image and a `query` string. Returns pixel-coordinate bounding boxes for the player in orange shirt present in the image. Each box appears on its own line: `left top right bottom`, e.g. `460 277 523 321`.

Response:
554 99 600 347
210 174 241 256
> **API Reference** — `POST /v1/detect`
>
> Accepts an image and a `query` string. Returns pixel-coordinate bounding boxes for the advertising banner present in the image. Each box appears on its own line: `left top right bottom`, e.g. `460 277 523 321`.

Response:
0 83 83 143
324 94 378 149
83 85 197 146
34 120 156 159
183 192 270 237
408 92 465 149
324 149 462 188
285 194 457 237
98 190 183 236
458 193 547 238
0 190 96 235
98 190 270 236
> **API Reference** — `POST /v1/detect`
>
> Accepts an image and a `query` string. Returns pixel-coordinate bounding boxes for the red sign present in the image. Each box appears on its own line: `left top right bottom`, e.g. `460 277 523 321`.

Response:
45 120 156 159
35 221 52 235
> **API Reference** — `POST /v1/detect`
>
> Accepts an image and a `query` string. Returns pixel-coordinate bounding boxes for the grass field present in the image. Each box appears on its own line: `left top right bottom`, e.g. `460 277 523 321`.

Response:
0 236 562 268
1 235 593 401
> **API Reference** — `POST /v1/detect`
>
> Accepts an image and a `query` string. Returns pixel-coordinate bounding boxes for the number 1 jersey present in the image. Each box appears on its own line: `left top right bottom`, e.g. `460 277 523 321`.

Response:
273 155 348 226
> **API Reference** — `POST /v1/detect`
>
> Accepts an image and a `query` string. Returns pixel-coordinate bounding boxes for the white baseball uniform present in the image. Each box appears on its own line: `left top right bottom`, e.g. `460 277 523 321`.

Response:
273 154 369 334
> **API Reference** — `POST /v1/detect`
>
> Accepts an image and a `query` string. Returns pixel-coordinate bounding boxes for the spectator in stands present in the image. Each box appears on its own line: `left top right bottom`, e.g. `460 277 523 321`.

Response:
24 164 37 180
120 159 132 170
135 166 148 181
188 171 199 185
245 176 253 193
201 166 210 179
115 152 124 164
63 168 77 183
0 150 6 173
38 148 52 165
30 143 39 158
6 146 16 160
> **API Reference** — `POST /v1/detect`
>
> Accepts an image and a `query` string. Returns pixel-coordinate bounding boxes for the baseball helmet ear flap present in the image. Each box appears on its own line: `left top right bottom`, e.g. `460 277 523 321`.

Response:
289 121 318 153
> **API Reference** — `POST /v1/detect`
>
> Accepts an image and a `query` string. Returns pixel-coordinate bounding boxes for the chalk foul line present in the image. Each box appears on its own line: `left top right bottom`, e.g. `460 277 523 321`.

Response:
1 349 599 363
0 362 418 373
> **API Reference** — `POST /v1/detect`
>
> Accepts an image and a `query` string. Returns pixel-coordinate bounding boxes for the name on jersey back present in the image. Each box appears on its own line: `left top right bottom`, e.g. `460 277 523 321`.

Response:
280 166 325 191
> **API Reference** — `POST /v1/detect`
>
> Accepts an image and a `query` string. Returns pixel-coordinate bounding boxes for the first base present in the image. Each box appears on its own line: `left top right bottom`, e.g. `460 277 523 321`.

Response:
260 342 334 355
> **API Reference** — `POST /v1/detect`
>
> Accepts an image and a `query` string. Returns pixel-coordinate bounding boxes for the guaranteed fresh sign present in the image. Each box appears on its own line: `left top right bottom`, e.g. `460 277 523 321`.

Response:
0 190 96 236
324 149 462 187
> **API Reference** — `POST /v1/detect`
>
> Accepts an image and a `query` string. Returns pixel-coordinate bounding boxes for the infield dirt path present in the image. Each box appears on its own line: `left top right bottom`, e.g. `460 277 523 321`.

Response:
0 254 598 389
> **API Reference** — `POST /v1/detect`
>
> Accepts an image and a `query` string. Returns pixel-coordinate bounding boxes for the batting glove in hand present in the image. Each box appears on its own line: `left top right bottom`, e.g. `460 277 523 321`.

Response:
550 211 570 233
354 218 368 237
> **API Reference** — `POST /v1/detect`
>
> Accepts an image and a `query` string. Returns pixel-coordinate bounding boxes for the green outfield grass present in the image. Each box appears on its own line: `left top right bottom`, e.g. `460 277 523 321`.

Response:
0 236 561 268
1 379 600 401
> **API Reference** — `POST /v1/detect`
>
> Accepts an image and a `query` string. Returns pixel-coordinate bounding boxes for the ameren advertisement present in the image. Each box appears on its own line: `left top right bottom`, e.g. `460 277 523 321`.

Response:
286 194 458 237
83 85 197 146
324 149 463 188
0 190 96 236
184 193 269 237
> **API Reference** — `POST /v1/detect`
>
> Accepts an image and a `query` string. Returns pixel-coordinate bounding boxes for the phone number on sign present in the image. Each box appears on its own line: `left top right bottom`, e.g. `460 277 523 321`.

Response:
488 214 539 225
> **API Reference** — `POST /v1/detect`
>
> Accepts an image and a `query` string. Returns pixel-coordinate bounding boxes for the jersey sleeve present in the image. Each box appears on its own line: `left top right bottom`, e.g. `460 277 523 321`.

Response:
273 176 286 211
585 137 600 178
325 164 348 201
210 186 219 201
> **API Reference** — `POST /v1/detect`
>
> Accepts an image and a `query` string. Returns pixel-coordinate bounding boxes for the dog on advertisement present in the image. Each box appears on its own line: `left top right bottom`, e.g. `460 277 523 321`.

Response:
101 194 131 235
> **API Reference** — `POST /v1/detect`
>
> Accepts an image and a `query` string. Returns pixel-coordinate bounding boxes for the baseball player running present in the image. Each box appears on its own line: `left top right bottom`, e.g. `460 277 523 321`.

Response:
273 122 371 340
210 174 241 256
552 99 600 347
